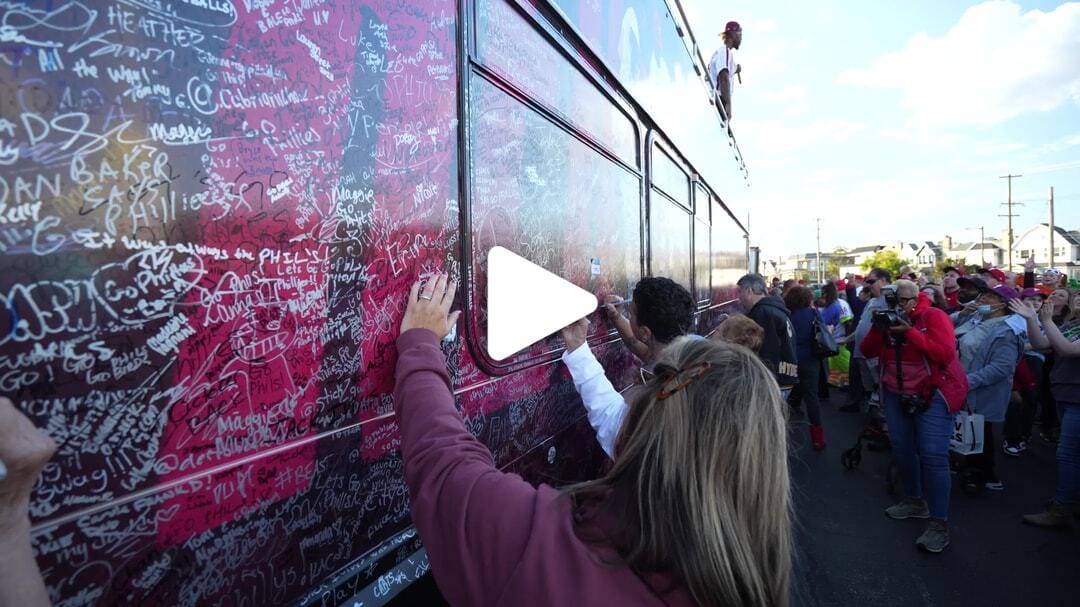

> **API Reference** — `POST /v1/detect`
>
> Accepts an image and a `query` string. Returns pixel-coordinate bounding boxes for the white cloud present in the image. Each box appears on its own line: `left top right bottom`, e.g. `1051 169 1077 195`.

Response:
738 118 864 156
748 174 983 260
839 1 1080 128
763 85 808 114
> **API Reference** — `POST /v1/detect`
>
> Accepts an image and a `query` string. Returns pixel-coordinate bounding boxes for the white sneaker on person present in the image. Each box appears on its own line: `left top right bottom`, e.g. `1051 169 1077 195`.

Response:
1003 440 1022 458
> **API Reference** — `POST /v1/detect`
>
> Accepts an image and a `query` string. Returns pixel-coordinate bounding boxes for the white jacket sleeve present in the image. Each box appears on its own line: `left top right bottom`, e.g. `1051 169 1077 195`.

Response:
561 344 629 460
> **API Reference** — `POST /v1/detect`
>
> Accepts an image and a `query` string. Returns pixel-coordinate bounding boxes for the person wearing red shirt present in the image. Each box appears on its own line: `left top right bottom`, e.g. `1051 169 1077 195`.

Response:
861 280 968 554
942 266 964 310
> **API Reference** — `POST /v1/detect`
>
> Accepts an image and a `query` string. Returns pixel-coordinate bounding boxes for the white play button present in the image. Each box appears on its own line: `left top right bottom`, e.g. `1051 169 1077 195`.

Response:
486 246 599 360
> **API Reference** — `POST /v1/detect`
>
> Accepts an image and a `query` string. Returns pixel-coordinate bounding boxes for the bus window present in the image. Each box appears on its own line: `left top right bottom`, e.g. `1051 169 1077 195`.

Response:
650 144 689 207
711 199 749 295
467 76 642 368
649 191 692 290
694 184 711 305
475 0 636 166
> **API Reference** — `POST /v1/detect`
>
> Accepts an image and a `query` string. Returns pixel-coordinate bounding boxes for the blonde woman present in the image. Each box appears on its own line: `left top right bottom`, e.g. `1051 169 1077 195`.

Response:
395 274 793 606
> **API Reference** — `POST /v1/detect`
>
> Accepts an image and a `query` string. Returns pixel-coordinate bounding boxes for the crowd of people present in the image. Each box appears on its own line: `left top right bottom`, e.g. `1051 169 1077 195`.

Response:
388 266 1076 601
2 265 1077 605
759 261 1080 551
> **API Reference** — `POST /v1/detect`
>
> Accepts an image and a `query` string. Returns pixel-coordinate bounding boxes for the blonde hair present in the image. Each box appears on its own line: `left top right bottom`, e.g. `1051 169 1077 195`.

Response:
714 315 765 353
567 337 792 606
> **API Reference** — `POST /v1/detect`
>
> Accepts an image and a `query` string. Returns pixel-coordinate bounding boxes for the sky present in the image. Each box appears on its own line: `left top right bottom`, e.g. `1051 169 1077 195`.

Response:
681 0 1080 266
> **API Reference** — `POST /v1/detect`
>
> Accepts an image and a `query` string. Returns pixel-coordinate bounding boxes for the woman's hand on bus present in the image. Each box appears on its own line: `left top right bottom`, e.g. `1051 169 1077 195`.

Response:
560 318 589 353
401 273 460 340
0 397 55 534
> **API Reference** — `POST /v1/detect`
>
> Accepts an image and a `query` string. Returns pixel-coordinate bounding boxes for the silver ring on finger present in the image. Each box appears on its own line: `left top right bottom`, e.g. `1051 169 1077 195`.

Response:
419 294 433 301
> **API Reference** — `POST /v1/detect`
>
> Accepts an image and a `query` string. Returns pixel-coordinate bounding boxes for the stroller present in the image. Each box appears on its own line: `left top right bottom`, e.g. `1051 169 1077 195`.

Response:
840 396 901 493
841 338 903 495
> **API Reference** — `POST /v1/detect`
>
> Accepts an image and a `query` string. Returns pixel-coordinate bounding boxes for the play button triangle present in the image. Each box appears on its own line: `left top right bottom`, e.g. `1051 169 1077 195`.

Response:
486 246 598 361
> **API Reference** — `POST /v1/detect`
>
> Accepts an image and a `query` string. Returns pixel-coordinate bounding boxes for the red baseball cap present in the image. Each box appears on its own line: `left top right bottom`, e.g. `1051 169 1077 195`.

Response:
725 21 742 32
977 267 1007 283
942 266 965 276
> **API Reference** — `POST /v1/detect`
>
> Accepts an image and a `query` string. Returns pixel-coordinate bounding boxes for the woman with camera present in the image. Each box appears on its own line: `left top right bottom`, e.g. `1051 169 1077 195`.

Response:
861 280 967 554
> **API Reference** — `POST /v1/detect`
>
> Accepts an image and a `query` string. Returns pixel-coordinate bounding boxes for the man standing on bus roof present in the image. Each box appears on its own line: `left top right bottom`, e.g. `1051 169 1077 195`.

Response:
708 21 742 121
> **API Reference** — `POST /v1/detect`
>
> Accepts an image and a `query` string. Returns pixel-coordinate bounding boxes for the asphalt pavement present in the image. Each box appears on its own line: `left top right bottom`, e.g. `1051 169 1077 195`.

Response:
789 393 1078 606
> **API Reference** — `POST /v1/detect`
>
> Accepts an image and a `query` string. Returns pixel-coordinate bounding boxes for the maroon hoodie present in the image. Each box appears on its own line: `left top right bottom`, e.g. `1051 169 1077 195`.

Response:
394 329 694 606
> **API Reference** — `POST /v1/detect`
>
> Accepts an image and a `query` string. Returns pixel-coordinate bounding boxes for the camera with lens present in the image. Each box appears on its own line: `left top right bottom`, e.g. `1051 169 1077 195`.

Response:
871 285 904 330
900 394 930 415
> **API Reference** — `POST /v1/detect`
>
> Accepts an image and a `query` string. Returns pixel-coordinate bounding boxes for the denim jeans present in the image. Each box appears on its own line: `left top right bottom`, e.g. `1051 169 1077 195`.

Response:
883 389 952 520
1056 402 1080 506
1040 353 1059 431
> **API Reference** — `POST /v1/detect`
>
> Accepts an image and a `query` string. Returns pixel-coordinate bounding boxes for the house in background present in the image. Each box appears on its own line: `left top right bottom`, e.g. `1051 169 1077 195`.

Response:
821 223 1077 282
914 240 943 270
887 241 921 262
932 234 1005 269
775 251 834 281
955 242 1005 268
1012 223 1080 278
837 244 885 276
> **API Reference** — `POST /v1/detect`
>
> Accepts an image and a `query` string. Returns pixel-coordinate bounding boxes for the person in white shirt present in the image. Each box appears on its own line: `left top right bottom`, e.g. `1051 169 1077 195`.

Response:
560 278 698 459
708 21 742 120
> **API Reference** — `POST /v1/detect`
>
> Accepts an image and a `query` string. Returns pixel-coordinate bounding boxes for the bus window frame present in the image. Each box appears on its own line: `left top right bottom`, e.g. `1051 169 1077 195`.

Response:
459 0 646 376
648 136 691 211
693 182 711 307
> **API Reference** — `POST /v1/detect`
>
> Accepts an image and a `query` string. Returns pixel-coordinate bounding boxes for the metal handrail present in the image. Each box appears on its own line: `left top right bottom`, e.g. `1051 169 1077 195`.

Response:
665 0 748 179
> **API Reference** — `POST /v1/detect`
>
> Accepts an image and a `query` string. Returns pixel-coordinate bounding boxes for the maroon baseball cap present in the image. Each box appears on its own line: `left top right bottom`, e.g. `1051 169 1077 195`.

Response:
988 284 1019 302
942 266 965 276
1020 287 1048 299
725 21 742 32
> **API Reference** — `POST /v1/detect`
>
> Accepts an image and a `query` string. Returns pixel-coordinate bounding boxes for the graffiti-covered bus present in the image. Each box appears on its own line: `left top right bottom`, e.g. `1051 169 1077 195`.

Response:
0 0 749 604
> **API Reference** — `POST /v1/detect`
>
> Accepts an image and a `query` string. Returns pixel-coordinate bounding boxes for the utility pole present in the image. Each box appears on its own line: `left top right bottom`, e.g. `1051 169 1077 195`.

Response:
815 217 822 284
999 174 1023 271
1049 186 1055 270
980 226 986 266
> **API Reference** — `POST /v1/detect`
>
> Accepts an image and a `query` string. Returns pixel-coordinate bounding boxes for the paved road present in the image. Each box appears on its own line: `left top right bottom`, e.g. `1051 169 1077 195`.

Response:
790 395 1077 606
392 394 1079 605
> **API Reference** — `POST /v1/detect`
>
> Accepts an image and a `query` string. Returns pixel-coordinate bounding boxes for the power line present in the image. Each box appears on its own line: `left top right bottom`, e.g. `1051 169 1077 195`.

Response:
1018 160 1080 175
